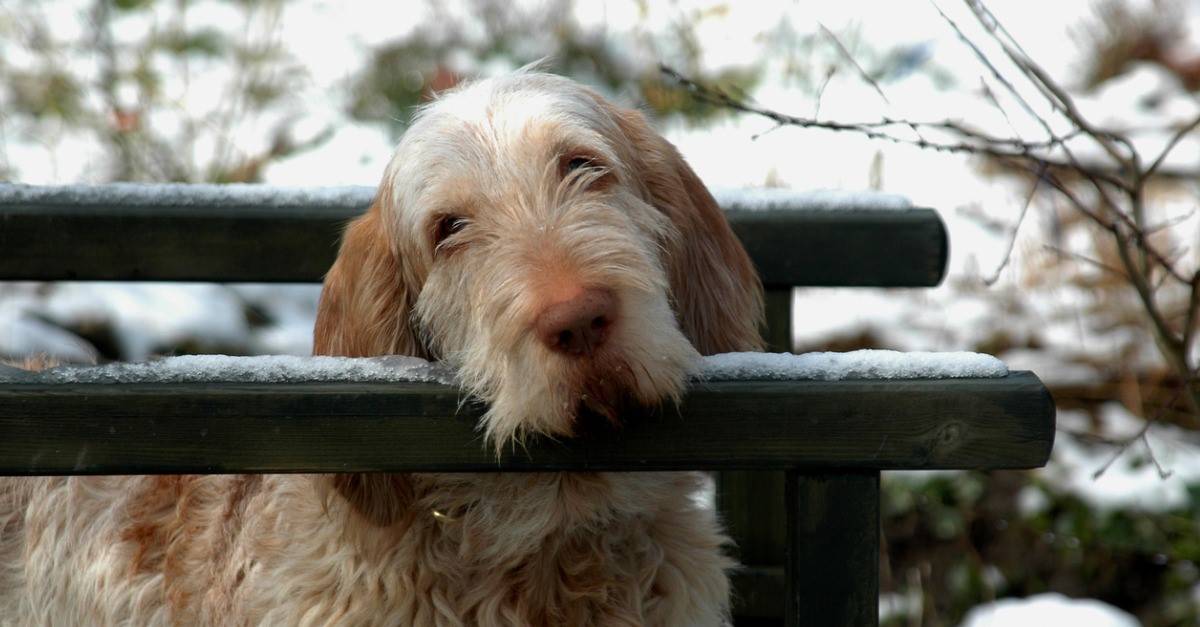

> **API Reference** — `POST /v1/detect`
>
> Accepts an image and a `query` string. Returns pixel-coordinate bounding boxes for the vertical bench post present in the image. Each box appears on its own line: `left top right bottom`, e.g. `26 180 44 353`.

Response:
786 471 880 627
722 289 792 621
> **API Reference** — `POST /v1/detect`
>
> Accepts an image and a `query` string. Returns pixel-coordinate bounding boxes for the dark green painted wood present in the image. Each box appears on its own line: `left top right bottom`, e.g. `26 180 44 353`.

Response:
786 471 880 627
723 289 790 566
730 567 785 622
725 287 790 623
0 202 947 287
0 374 1054 475
761 289 793 353
728 209 947 288
721 470 786 567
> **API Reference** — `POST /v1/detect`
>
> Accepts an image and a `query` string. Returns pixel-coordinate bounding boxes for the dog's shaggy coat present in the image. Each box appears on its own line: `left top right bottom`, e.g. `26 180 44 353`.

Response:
0 72 764 626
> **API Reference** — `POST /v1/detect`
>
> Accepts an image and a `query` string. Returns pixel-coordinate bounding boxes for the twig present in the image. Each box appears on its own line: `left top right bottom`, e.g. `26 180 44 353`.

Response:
1182 271 1200 359
1144 114 1200 181
1142 431 1175 480
1089 422 1151 480
813 66 836 120
1041 245 1126 278
1145 208 1197 236
817 23 896 107
979 79 1020 138
750 123 784 142
1093 385 1184 480
983 163 1044 285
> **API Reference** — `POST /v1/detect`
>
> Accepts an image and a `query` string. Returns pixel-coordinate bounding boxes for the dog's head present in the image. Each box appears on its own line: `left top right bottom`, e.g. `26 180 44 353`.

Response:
315 72 762 448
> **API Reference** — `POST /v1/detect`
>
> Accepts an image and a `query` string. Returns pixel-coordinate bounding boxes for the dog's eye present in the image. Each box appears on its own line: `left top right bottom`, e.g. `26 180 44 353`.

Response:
560 153 612 190
565 156 594 173
433 215 469 252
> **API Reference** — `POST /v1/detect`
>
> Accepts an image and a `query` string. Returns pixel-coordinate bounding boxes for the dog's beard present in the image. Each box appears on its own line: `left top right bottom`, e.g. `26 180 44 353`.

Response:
413 198 698 451
436 287 700 452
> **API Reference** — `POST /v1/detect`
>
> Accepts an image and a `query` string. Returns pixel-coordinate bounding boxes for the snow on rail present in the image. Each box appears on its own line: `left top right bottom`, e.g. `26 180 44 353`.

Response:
711 187 913 211
0 183 374 209
1 354 457 385
699 350 1008 381
0 183 912 212
1 351 1007 385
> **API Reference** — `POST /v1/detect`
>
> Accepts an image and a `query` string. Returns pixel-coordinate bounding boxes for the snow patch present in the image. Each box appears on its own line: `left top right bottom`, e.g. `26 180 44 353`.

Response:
38 283 251 361
960 593 1139 627
700 350 1008 381
0 310 99 365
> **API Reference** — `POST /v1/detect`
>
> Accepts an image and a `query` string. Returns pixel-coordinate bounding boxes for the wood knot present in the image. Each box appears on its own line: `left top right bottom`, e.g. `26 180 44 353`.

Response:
933 422 964 450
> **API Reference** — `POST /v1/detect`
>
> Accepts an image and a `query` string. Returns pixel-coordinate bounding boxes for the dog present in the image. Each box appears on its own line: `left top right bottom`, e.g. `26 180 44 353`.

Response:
0 71 764 626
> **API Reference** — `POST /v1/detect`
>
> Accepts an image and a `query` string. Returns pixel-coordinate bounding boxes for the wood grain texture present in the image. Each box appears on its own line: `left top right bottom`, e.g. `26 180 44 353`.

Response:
0 202 947 287
786 471 881 627
0 373 1054 475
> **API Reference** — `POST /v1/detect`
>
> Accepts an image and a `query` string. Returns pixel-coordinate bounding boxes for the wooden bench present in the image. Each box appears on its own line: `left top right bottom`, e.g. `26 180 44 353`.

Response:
0 184 1055 626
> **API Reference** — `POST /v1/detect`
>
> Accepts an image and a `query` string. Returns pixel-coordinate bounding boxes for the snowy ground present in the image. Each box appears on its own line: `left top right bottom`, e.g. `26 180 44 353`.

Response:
959 593 1140 627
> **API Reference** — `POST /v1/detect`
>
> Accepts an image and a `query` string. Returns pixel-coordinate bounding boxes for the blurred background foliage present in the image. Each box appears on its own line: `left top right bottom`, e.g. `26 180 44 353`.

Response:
0 0 324 182
344 0 762 134
0 0 769 182
2 1 1200 625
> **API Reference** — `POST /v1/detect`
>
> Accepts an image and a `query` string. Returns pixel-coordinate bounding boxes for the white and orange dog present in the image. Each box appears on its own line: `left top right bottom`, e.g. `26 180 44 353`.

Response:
0 72 763 625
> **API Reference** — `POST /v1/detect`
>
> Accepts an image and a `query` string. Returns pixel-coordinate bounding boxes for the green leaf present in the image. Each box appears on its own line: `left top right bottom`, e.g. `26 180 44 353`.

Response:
157 28 227 58
112 0 156 11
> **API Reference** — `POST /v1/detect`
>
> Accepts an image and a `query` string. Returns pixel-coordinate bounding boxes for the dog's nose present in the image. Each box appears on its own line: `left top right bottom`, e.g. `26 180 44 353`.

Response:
535 288 616 356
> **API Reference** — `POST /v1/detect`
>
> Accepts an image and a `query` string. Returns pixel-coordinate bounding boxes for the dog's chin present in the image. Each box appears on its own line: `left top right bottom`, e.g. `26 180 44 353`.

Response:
476 346 694 452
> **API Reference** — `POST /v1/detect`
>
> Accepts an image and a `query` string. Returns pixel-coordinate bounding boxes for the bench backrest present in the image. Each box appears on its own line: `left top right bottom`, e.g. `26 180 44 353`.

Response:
0 183 1052 627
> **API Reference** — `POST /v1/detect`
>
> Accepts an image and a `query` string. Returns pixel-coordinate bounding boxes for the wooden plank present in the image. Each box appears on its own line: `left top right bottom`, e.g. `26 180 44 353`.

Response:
761 289 793 353
721 469 786 569
728 208 946 288
0 373 1054 475
730 567 785 623
786 471 880 627
725 287 790 623
0 195 947 287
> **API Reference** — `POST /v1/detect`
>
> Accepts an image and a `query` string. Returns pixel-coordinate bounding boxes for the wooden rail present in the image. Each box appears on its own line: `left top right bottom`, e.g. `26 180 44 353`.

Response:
0 185 947 287
0 374 1053 475
0 371 1055 625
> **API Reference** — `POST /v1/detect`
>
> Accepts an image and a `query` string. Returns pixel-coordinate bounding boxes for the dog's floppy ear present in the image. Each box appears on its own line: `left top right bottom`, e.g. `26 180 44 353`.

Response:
314 192 427 359
614 107 765 355
314 189 423 526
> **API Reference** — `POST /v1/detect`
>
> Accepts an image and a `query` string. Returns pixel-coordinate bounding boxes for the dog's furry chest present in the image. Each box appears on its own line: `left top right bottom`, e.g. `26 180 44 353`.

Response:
3 472 730 626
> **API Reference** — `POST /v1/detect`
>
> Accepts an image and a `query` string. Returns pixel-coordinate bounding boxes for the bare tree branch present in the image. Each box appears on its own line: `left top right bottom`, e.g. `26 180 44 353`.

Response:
659 65 1126 188
661 0 1200 426
962 0 1134 167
